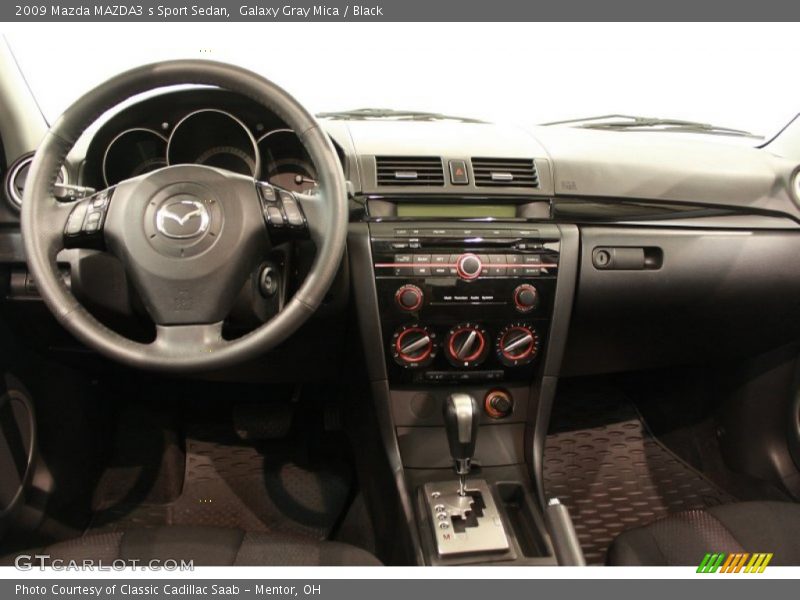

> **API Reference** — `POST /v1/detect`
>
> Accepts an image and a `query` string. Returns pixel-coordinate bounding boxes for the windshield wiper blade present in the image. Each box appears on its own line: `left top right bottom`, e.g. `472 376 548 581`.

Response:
316 108 487 124
541 114 762 138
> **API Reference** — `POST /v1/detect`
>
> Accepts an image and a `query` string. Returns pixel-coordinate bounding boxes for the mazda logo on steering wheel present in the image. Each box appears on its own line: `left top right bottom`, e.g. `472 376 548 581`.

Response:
155 198 211 239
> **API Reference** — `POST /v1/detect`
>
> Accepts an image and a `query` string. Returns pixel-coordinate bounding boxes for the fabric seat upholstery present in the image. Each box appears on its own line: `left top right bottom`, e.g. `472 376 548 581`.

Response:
608 501 800 566
1 526 381 566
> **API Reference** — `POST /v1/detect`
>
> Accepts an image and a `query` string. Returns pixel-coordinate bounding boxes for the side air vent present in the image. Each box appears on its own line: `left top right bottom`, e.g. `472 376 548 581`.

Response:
472 158 539 188
375 156 444 186
4 154 67 210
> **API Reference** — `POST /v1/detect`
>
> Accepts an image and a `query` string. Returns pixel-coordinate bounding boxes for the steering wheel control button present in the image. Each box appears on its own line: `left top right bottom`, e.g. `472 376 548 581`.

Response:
445 323 489 368
65 202 89 236
257 182 277 203
456 253 482 280
395 284 424 311
513 284 539 313
497 324 540 367
63 188 115 248
266 205 285 227
258 184 308 233
279 193 306 227
484 389 514 419
449 159 469 185
392 324 438 368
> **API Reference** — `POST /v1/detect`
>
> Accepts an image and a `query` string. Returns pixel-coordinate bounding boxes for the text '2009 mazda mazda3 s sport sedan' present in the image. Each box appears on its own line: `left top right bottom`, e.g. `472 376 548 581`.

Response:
1 39 800 568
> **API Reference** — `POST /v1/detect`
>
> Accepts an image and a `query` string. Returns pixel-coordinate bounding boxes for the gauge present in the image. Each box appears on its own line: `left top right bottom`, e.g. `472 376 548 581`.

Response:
167 109 260 177
195 145 257 175
103 128 167 186
258 129 318 193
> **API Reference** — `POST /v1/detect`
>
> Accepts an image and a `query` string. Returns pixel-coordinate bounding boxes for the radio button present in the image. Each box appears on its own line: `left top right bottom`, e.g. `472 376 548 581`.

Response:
412 254 432 276
448 254 461 275
505 254 523 276
488 254 507 276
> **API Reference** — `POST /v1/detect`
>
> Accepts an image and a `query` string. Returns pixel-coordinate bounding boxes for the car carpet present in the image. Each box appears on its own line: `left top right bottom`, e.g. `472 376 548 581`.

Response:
543 383 736 565
88 423 353 541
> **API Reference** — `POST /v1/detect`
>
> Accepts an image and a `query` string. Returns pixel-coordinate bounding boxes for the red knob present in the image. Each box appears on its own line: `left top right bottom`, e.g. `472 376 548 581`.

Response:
513 284 539 313
497 324 539 367
394 326 434 365
456 253 482 281
446 325 488 365
395 284 424 311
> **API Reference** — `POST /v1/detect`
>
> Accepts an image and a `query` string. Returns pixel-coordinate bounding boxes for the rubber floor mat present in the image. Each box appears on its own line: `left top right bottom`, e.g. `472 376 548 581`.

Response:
90 425 352 540
543 386 735 565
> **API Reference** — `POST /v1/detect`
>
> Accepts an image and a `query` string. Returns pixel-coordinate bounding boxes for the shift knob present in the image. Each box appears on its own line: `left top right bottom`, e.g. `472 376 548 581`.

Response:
443 393 480 476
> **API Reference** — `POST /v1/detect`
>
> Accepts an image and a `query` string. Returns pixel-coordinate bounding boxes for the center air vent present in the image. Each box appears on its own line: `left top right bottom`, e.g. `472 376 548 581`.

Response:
376 156 444 186
472 158 539 188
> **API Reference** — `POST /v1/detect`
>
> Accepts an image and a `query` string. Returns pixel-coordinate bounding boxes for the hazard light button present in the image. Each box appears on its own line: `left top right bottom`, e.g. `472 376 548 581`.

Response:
449 160 469 185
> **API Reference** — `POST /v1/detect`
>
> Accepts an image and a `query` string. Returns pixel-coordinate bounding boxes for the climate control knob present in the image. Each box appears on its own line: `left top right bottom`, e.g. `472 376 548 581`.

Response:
456 253 483 281
392 324 438 368
513 284 539 313
395 284 424 311
496 324 539 367
445 323 489 367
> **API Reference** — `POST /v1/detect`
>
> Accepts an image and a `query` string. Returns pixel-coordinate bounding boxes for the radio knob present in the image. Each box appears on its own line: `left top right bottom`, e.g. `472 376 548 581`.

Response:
446 323 489 367
513 284 539 313
497 324 539 367
395 284 424 311
456 253 483 281
392 325 437 368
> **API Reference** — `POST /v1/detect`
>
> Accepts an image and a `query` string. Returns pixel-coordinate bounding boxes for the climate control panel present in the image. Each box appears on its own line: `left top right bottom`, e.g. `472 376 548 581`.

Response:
370 221 560 384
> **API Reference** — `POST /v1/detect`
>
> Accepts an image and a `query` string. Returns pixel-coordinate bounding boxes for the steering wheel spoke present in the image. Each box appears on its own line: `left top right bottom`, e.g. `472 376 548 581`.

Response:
257 182 326 247
153 321 226 355
62 187 114 250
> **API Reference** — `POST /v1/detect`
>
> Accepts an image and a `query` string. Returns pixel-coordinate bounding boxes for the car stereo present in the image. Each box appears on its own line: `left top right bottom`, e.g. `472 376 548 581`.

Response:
369 221 561 385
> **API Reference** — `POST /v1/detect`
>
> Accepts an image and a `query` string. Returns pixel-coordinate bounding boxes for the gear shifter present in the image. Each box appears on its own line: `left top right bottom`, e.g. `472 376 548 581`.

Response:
442 393 479 496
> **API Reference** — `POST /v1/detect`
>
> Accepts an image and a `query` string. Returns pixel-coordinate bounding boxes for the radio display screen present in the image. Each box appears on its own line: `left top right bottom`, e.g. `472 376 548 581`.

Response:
395 204 517 218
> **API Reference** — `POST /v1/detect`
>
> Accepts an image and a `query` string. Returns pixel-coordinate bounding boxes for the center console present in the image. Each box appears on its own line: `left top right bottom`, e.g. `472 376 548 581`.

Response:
348 214 581 566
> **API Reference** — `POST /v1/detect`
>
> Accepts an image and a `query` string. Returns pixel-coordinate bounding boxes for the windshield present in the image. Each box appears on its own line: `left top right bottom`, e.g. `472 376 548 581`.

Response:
3 22 799 145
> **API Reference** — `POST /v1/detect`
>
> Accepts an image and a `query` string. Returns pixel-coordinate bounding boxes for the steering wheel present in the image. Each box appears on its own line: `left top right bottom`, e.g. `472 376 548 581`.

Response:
21 60 348 372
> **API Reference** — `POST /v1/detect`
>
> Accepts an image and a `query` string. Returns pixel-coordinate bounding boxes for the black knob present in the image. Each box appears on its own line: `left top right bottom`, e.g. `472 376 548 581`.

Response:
513 284 539 313
395 284 423 311
497 324 539 367
446 324 489 367
392 325 437 367
484 389 514 419
456 253 482 280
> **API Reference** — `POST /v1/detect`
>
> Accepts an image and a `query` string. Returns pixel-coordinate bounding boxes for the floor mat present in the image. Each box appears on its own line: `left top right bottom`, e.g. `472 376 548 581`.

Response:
89 424 353 541
543 385 735 565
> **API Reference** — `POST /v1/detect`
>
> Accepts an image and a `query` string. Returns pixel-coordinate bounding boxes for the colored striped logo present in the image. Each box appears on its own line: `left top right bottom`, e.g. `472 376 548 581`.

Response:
697 553 773 573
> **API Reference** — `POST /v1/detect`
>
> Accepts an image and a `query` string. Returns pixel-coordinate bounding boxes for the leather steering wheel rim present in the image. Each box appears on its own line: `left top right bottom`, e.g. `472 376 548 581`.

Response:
21 60 348 372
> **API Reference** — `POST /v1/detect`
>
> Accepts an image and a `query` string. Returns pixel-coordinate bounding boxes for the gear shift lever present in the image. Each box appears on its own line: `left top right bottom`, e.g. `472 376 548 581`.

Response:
443 393 479 496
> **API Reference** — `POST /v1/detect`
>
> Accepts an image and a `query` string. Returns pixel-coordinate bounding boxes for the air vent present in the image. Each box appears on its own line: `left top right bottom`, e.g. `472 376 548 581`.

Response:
375 156 444 186
472 158 539 188
4 154 67 210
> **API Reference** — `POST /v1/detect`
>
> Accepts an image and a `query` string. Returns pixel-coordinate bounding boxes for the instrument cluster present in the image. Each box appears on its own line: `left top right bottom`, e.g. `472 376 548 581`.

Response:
96 95 318 193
